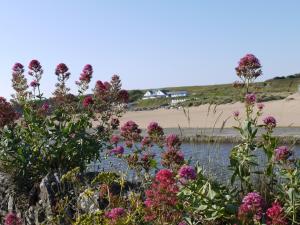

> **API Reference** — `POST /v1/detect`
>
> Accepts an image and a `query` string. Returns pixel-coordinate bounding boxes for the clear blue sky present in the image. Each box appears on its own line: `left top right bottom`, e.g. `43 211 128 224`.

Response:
1 1 300 99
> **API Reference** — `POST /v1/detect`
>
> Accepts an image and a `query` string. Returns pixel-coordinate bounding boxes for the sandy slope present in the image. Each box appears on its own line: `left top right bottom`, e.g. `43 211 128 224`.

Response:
121 93 300 129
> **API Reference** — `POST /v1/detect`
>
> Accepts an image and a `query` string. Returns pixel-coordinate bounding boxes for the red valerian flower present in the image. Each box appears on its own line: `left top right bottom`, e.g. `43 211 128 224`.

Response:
55 63 69 75
245 93 256 105
105 207 125 220
82 96 94 107
144 169 180 223
233 111 240 118
12 62 24 73
263 116 277 129
30 80 39 88
238 192 264 223
275 146 291 161
147 122 164 137
110 146 124 155
28 59 42 73
4 212 22 225
257 103 265 111
178 165 196 181
120 120 142 142
161 149 184 169
79 64 93 83
110 135 120 145
266 201 287 225
118 89 129 103
165 134 181 150
235 54 262 79
0 97 19 128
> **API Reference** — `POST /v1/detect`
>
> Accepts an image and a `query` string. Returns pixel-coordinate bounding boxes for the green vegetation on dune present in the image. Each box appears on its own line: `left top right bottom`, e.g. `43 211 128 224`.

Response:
130 76 300 109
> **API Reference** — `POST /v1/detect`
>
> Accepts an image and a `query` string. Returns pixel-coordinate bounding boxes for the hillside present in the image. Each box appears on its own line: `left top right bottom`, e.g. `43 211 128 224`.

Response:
128 75 300 109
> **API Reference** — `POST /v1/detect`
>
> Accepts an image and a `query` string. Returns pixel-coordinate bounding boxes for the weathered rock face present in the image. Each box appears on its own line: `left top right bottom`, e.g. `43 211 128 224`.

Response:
0 172 64 225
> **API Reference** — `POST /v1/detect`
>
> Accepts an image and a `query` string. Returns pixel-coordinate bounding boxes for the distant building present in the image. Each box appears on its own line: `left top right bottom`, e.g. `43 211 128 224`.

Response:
167 91 188 98
143 90 188 100
142 90 168 99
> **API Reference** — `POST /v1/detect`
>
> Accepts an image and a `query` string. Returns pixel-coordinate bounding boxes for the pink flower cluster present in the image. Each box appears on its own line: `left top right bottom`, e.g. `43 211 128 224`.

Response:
28 59 42 73
235 54 262 79
166 134 181 150
266 201 287 225
147 122 164 137
161 148 184 169
263 116 277 129
275 146 291 161
238 192 264 223
120 120 142 142
82 96 94 107
4 212 22 225
245 93 256 105
55 63 70 77
178 165 196 181
110 135 120 145
110 146 124 156
105 207 125 221
144 169 179 222
79 64 93 83
0 97 19 128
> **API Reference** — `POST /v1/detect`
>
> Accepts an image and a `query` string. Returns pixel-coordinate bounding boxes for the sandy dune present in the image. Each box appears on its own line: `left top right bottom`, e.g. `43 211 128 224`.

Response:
121 93 300 129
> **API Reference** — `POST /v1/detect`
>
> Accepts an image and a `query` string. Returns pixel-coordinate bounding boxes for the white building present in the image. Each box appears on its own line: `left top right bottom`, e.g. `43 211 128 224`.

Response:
167 91 188 98
142 90 168 99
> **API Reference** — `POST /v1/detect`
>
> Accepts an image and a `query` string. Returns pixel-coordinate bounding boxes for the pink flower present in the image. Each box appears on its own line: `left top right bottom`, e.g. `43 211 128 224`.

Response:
79 64 93 83
12 63 24 72
275 146 291 161
263 116 277 129
0 97 19 128
238 192 264 223
166 134 181 150
110 146 124 155
55 63 69 75
30 80 39 88
41 102 50 112
245 93 256 105
161 149 184 169
28 59 42 72
105 207 125 220
178 165 196 181
147 122 164 137
120 120 142 142
257 103 264 111
118 89 129 103
235 54 262 79
233 111 240 118
82 96 93 107
110 135 120 145
4 212 22 225
266 201 287 225
141 136 153 148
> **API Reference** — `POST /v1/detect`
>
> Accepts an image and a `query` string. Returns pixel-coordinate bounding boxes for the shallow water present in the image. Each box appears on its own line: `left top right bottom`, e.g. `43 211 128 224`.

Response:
89 143 300 183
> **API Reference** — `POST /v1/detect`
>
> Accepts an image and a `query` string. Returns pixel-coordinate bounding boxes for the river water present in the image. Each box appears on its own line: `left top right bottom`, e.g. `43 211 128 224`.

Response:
89 143 300 183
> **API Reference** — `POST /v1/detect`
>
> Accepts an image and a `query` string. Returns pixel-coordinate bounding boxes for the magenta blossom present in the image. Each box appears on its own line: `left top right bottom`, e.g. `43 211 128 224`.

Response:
233 111 240 118
147 122 164 136
110 135 120 145
178 165 196 181
41 102 50 112
266 201 287 225
238 192 264 223
165 134 181 150
257 103 264 111
235 54 262 79
30 80 39 88
82 96 93 107
110 146 124 155
120 120 142 142
28 59 42 72
105 207 125 220
118 89 129 103
141 136 153 148
245 93 256 105
4 212 22 225
263 116 277 129
12 62 24 73
275 146 291 161
79 64 93 83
